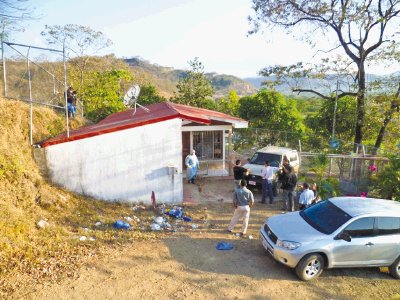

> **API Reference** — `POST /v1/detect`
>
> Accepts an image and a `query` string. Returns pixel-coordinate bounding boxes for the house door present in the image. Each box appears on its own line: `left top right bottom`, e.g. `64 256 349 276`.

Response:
182 132 190 170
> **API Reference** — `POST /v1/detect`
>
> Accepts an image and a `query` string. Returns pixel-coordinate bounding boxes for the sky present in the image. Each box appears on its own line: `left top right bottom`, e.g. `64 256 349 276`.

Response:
13 0 399 78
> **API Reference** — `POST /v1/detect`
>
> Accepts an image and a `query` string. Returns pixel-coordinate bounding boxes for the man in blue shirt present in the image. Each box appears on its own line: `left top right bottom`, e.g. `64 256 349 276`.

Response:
227 179 254 237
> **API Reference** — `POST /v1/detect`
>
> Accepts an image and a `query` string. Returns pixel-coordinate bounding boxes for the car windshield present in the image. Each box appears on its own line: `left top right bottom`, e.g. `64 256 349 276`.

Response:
249 153 281 167
300 200 352 234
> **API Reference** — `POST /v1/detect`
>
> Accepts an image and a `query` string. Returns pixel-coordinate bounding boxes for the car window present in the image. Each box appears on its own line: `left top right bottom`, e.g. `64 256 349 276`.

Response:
249 153 281 167
300 200 352 234
376 217 400 235
344 217 375 238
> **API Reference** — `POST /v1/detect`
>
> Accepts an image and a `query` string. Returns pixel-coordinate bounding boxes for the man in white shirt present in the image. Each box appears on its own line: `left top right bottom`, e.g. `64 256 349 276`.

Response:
261 160 278 204
299 182 315 210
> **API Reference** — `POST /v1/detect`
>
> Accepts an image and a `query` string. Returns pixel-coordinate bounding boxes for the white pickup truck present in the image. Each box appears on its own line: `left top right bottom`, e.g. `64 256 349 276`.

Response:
243 146 300 194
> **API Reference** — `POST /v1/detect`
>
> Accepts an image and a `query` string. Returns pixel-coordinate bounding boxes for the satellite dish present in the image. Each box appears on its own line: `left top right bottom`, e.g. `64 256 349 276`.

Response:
123 84 141 107
122 84 149 115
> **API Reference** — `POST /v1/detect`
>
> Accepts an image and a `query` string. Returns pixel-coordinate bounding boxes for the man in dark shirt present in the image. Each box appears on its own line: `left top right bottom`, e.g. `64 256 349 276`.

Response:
233 159 248 187
278 157 297 211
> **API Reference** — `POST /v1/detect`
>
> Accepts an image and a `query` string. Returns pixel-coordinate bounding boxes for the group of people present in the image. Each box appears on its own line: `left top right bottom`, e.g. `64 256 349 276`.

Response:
184 150 319 237
228 156 319 236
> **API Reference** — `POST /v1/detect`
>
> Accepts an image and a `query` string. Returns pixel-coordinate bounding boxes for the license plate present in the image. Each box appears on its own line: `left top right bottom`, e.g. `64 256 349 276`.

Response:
249 180 256 185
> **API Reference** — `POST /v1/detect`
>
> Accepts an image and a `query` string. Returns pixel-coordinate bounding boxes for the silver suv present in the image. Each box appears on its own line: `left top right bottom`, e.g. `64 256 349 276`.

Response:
260 197 400 281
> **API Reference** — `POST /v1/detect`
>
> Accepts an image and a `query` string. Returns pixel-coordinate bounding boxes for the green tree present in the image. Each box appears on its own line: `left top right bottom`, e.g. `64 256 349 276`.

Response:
370 156 400 201
306 95 357 150
173 57 215 108
136 84 166 106
217 90 239 115
238 89 304 132
83 69 132 122
236 89 304 148
249 0 400 150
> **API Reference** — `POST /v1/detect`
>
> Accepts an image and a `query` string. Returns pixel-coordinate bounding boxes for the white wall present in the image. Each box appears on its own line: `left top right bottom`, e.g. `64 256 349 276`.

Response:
45 119 183 204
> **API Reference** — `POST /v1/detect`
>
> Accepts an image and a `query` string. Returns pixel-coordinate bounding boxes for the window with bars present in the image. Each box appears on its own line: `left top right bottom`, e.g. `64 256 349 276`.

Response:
193 131 223 160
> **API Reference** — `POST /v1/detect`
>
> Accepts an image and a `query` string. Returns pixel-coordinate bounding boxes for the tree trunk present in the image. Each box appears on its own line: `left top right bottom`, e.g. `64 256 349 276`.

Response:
354 61 366 153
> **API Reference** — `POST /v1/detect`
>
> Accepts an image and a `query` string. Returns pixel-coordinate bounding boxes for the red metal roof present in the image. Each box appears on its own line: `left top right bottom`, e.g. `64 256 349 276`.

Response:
40 102 247 148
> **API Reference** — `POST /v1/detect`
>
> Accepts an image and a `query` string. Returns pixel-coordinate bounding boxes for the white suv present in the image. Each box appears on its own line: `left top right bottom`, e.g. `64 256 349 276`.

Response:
243 146 299 192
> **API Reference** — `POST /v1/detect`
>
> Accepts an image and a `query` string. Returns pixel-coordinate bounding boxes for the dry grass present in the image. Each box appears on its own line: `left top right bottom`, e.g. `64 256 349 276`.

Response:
0 97 206 298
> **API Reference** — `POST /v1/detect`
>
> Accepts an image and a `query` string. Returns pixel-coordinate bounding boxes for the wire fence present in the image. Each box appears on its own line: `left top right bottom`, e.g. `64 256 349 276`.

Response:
231 127 394 196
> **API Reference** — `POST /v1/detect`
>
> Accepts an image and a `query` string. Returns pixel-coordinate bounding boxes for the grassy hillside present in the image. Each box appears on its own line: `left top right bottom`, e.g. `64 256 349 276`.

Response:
0 97 159 297
125 57 257 98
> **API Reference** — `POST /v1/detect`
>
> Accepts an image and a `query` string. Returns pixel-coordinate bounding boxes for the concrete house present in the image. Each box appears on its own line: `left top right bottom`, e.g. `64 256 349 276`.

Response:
40 102 248 204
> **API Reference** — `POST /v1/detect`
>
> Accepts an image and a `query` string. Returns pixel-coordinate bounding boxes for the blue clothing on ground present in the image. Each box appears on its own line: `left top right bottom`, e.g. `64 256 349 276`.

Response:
216 242 234 250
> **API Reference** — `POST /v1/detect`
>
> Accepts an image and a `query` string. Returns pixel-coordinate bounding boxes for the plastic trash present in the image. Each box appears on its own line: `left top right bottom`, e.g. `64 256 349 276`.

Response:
150 223 161 231
191 224 198 229
154 216 164 224
183 216 192 222
167 208 183 218
216 242 234 250
124 216 133 222
95 221 102 226
37 219 49 229
80 236 87 241
249 235 254 240
113 220 131 230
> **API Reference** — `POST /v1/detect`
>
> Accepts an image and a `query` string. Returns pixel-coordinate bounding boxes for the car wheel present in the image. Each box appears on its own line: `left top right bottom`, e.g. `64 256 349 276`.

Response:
295 253 325 281
389 256 400 279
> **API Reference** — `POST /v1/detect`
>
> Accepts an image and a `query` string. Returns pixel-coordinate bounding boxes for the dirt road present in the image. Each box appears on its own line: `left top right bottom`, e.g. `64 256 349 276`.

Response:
19 178 400 299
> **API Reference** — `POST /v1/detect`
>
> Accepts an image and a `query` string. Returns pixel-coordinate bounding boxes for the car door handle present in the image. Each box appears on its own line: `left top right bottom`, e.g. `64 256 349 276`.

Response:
365 242 374 246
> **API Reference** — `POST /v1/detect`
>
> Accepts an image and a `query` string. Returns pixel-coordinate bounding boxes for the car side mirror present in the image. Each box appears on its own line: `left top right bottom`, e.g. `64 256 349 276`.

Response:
335 231 351 242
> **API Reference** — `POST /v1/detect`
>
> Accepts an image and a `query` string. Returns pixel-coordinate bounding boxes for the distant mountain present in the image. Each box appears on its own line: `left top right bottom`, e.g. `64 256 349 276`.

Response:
244 72 400 96
124 57 257 99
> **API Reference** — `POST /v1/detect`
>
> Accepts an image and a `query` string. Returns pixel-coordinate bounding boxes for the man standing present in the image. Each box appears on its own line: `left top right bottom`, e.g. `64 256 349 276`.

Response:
278 157 297 211
261 160 277 204
299 182 315 210
233 159 248 187
185 150 199 184
227 179 254 237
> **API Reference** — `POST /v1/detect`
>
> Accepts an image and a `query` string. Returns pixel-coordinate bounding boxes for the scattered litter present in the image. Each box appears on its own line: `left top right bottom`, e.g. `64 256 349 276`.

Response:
124 216 133 222
183 216 192 222
248 235 254 240
156 203 166 215
132 216 140 222
95 221 102 226
379 267 389 273
191 224 198 229
216 242 234 250
235 233 241 237
113 220 131 230
79 236 87 242
164 222 172 229
167 207 183 218
82 227 89 232
150 223 161 231
37 219 49 229
154 216 165 224
132 205 146 211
